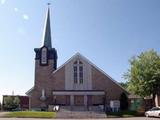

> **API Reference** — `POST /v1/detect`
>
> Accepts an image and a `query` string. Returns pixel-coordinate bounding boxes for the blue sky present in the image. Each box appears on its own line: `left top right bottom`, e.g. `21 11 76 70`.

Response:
0 0 160 102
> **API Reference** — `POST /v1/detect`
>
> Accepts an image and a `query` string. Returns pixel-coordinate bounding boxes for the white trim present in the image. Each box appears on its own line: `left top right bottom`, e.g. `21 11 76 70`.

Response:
52 53 80 74
53 91 105 95
26 87 34 96
70 95 74 106
64 54 92 90
84 95 87 106
52 52 128 94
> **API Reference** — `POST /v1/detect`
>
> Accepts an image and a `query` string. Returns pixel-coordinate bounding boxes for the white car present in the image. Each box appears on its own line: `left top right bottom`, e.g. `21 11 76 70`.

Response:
145 107 160 117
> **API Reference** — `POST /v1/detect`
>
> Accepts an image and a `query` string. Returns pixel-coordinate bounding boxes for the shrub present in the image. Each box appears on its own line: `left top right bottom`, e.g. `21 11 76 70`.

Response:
3 96 20 111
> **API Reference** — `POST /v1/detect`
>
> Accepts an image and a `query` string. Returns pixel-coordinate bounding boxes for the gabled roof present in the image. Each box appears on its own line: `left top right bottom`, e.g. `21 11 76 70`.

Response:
52 52 129 94
25 87 34 96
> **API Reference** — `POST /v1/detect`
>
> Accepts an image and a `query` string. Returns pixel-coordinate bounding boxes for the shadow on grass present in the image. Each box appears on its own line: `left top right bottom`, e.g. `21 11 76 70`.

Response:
106 110 144 118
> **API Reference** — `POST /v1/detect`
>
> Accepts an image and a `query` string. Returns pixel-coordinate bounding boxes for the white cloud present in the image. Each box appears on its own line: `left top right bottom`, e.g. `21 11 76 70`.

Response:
23 14 29 20
1 0 6 5
14 7 18 12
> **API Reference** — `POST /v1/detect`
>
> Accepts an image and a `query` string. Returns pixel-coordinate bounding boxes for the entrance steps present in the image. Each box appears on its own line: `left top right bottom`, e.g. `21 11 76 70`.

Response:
56 106 106 118
60 105 103 111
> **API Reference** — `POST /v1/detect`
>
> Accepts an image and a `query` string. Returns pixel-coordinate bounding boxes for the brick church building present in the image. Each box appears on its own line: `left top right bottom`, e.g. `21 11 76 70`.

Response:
26 6 127 110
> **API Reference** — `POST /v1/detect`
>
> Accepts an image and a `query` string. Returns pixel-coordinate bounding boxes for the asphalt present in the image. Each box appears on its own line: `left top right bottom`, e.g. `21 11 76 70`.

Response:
0 117 159 120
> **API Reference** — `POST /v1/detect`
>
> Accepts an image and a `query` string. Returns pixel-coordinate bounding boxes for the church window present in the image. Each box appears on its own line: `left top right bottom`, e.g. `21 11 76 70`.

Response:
79 66 83 84
79 61 83 64
74 61 78 64
41 47 47 65
73 66 78 83
73 60 83 84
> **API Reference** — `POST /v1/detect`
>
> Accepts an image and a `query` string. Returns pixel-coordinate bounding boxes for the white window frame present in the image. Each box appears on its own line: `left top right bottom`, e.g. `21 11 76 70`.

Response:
41 47 47 64
73 60 83 84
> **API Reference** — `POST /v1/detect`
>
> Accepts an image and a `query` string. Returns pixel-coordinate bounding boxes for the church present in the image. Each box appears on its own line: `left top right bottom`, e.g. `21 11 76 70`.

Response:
26 6 127 111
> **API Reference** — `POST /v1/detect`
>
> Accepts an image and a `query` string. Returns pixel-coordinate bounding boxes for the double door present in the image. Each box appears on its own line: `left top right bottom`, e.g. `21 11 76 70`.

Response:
74 95 84 106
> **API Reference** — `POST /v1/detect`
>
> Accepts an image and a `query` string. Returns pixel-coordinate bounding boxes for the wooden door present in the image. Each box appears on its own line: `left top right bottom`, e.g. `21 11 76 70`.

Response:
74 95 84 106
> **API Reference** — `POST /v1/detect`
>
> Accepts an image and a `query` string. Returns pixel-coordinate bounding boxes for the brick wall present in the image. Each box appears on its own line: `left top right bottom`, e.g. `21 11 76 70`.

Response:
30 59 66 109
91 66 126 101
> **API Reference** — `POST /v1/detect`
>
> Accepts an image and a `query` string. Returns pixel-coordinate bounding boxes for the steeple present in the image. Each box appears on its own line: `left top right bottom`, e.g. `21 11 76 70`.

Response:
42 4 52 49
35 3 58 70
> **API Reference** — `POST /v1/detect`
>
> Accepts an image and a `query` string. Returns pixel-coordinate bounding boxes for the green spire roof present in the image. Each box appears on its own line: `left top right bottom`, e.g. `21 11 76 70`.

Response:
41 6 52 49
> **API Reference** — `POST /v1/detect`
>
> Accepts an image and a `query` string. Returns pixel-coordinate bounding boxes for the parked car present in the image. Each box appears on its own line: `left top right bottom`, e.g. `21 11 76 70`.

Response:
145 107 160 117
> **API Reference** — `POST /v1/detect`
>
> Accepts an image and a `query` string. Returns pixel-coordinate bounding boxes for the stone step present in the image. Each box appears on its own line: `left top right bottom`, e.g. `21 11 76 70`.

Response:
56 106 106 118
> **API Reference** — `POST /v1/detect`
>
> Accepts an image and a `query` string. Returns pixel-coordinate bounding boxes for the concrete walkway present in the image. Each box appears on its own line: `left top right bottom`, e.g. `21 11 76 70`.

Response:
56 110 106 118
0 112 8 117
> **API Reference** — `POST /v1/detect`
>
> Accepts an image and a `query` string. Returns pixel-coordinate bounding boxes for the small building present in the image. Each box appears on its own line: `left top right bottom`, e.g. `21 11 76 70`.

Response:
128 94 159 111
2 95 29 110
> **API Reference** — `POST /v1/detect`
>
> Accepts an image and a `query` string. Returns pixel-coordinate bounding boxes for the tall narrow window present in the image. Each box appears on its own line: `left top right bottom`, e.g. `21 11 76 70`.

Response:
73 66 78 84
73 61 78 84
79 66 83 84
73 60 83 84
41 47 47 65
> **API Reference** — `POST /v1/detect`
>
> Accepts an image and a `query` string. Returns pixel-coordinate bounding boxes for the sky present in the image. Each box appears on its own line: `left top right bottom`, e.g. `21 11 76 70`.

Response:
0 0 160 102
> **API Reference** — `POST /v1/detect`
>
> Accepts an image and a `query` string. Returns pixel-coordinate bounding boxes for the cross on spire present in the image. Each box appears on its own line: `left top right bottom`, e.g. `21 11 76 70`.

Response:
47 3 51 6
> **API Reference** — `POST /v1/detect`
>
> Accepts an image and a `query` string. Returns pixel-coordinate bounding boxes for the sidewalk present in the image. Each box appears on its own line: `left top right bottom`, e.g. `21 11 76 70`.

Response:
0 112 8 117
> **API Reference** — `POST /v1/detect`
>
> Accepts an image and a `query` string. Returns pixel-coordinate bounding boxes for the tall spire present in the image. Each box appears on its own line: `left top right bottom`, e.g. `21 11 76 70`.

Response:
42 3 52 49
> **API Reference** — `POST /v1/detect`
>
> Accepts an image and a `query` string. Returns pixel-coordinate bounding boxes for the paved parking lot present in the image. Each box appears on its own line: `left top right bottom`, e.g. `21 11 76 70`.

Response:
0 117 159 120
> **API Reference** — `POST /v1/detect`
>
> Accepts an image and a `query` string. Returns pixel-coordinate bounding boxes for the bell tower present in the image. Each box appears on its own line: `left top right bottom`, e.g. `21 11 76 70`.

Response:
34 4 57 93
34 5 57 70
28 4 58 109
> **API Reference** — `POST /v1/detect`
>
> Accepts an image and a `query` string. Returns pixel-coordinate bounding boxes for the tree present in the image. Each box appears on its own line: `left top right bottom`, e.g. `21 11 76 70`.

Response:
3 96 20 111
120 92 128 110
119 82 128 90
124 49 160 105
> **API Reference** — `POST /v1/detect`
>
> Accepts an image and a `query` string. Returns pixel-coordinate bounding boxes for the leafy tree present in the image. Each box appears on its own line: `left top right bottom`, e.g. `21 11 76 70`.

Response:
124 50 160 105
119 82 128 90
3 96 20 111
120 92 128 110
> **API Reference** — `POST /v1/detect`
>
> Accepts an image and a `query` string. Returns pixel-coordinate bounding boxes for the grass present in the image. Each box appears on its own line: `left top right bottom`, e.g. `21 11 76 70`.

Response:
4 111 56 118
106 110 144 118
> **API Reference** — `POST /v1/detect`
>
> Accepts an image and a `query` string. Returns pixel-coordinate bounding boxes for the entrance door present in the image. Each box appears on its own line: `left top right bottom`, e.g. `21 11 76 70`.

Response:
74 95 84 106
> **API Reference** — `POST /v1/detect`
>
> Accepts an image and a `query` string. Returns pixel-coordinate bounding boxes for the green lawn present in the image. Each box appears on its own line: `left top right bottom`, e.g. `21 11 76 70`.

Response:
4 111 56 118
